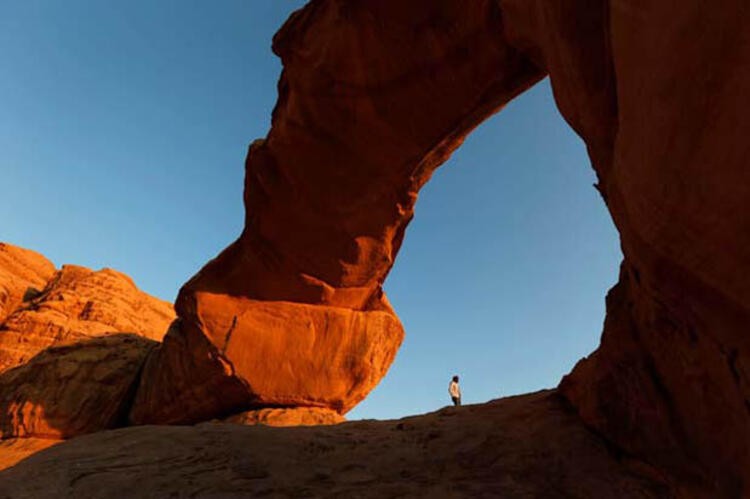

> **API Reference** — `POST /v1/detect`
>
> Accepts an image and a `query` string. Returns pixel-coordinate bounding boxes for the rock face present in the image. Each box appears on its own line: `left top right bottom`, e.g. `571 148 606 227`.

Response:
130 301 401 424
225 407 345 427
0 259 174 373
500 2 750 497
0 244 55 324
0 243 174 462
133 0 749 496
0 392 674 498
0 438 59 472
0 334 157 439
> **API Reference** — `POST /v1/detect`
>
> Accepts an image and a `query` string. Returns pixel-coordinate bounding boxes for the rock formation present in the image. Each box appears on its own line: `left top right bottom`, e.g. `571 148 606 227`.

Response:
0 243 174 463
130 0 748 495
0 252 174 373
0 334 157 439
0 244 55 325
0 0 748 497
129 0 542 425
130 303 402 424
0 438 58 472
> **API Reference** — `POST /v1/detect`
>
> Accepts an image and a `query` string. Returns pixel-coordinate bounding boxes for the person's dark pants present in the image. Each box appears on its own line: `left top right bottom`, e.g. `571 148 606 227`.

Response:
451 396 461 407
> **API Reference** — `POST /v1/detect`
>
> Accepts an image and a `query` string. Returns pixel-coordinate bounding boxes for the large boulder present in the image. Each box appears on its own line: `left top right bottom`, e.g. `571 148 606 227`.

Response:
0 334 157 439
130 300 402 424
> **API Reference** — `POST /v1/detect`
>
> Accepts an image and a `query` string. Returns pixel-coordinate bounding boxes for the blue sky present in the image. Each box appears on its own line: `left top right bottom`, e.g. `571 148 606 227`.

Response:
0 1 622 420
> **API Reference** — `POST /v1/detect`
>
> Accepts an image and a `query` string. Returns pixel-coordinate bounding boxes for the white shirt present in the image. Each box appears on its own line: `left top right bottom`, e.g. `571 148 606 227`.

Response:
449 380 461 398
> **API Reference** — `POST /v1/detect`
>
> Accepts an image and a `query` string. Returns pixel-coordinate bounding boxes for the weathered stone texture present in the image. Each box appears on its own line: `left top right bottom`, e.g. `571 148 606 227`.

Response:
0 256 174 373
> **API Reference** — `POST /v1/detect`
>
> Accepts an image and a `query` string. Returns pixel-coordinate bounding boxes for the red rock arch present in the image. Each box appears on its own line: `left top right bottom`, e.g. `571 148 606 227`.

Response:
132 1 750 495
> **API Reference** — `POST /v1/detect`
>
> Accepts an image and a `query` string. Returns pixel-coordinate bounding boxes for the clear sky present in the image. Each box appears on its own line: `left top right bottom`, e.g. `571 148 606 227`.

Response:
0 1 622 420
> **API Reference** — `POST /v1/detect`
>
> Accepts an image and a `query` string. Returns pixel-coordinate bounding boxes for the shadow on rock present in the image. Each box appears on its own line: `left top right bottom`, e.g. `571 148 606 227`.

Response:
0 333 157 440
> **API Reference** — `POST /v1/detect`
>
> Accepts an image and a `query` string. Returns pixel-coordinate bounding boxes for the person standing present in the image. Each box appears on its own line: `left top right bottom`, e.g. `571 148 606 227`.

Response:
449 375 461 406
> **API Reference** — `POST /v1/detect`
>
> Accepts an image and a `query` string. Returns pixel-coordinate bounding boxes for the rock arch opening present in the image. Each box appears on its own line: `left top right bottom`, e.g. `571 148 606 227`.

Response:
349 78 622 419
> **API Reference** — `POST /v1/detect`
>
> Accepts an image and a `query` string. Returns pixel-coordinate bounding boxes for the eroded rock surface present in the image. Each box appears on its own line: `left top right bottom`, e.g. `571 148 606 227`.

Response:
130 301 402 424
0 244 55 324
128 0 748 495
0 243 174 457
0 438 59 472
177 2 746 496
0 255 174 373
500 2 750 496
0 334 157 439
225 407 345 427
0 392 673 498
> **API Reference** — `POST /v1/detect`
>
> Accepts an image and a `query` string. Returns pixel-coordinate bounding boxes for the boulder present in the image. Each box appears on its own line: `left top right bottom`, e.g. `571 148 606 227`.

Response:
0 246 174 439
130 300 402 424
0 334 157 439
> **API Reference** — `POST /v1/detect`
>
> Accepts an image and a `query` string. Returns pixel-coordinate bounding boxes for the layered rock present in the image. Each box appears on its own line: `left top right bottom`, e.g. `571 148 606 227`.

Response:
0 258 174 373
0 243 55 324
0 243 175 456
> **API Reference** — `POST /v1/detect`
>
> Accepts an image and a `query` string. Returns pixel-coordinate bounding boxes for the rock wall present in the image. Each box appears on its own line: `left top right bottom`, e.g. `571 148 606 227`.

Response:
0 248 174 373
0 334 157 439
0 243 174 457
0 244 55 325
504 2 750 496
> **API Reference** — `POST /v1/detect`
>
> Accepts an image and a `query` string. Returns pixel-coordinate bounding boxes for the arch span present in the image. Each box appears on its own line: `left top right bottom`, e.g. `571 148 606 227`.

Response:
131 1 750 495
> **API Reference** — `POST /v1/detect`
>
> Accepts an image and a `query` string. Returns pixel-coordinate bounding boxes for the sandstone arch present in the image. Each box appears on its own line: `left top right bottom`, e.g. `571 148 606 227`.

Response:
131 1 750 495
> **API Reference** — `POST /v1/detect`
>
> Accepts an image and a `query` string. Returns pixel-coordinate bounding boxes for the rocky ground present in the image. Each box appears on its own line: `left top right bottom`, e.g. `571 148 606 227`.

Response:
0 391 672 499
